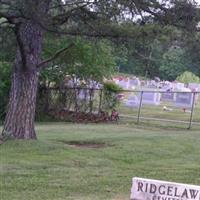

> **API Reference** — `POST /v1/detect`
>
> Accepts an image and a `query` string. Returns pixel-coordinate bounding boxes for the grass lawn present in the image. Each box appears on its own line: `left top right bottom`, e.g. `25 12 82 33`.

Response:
118 101 200 127
1 123 200 200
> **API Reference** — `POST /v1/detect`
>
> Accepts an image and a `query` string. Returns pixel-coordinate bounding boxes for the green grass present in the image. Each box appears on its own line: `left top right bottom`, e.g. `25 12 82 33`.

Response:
118 99 200 128
1 123 200 200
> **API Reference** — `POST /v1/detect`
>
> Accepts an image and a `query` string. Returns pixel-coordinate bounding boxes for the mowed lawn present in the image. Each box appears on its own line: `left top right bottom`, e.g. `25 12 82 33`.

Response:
1 123 200 200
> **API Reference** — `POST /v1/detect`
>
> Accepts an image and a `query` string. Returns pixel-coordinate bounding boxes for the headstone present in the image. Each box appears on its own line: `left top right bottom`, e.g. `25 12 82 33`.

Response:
129 79 141 88
78 89 89 100
118 80 129 89
162 92 175 102
162 81 173 91
131 177 200 200
174 92 194 108
148 80 157 88
188 83 200 92
139 91 161 105
124 95 140 107
173 82 185 91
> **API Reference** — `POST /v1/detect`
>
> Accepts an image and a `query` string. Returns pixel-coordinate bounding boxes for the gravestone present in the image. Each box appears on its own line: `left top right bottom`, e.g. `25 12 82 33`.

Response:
161 92 175 102
129 79 141 88
148 80 158 88
78 89 89 100
188 83 200 92
118 80 129 89
138 91 161 105
124 95 140 107
174 92 194 108
173 82 185 91
131 177 200 200
162 81 173 91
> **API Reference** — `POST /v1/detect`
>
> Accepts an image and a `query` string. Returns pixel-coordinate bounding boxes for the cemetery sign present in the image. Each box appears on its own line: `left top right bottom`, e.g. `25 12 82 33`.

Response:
131 178 200 200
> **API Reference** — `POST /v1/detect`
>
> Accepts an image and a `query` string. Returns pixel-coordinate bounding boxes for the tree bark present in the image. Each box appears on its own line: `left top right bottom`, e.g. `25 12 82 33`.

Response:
3 70 39 139
2 21 43 139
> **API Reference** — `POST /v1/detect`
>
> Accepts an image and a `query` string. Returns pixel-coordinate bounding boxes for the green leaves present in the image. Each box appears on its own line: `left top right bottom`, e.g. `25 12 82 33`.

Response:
103 81 122 111
176 71 200 84
41 37 116 86
0 62 11 120
159 47 188 80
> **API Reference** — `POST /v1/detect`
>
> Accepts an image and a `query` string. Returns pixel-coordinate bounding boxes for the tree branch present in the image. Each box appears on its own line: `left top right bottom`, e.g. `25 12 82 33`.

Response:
133 49 156 62
0 12 11 20
0 0 12 5
37 18 136 40
37 43 75 69
0 11 25 24
50 2 93 26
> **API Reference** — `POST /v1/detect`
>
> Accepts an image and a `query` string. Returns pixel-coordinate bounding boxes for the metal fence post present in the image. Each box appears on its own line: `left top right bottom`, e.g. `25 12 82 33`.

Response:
188 92 196 130
98 89 103 113
137 91 143 124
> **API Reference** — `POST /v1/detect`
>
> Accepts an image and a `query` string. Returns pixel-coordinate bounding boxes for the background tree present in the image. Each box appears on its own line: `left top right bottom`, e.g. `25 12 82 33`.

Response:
0 22 15 123
176 71 200 84
159 47 188 80
40 36 116 86
0 62 11 122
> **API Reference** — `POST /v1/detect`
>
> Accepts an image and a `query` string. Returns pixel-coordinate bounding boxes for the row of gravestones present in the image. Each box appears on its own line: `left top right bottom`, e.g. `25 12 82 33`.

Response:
70 77 200 108
124 92 198 108
113 78 200 108
115 79 200 92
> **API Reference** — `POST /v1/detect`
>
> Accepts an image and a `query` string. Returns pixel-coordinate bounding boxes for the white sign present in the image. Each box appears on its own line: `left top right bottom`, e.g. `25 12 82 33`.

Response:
131 178 200 200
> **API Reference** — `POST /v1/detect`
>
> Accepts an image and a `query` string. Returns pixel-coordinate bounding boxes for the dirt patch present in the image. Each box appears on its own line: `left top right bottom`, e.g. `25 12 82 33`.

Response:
58 140 109 149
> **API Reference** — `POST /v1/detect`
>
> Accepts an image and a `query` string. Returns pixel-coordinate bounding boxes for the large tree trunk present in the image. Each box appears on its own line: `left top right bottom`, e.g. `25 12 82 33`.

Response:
3 70 39 139
2 21 43 139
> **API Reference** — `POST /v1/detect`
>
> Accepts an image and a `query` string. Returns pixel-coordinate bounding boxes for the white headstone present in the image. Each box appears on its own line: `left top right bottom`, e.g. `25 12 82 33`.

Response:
174 92 194 108
162 92 175 102
131 177 200 200
129 79 141 87
139 92 161 105
118 80 129 89
78 89 89 100
148 80 157 88
188 83 200 92
124 95 140 107
173 82 185 91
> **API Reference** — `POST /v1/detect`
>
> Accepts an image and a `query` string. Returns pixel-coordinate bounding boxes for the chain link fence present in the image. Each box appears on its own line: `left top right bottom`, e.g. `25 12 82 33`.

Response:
35 87 200 129
1 87 200 129
117 90 200 129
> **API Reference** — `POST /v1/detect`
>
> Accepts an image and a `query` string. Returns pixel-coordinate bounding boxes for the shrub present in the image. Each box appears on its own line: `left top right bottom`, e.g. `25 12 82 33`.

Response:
102 81 122 111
